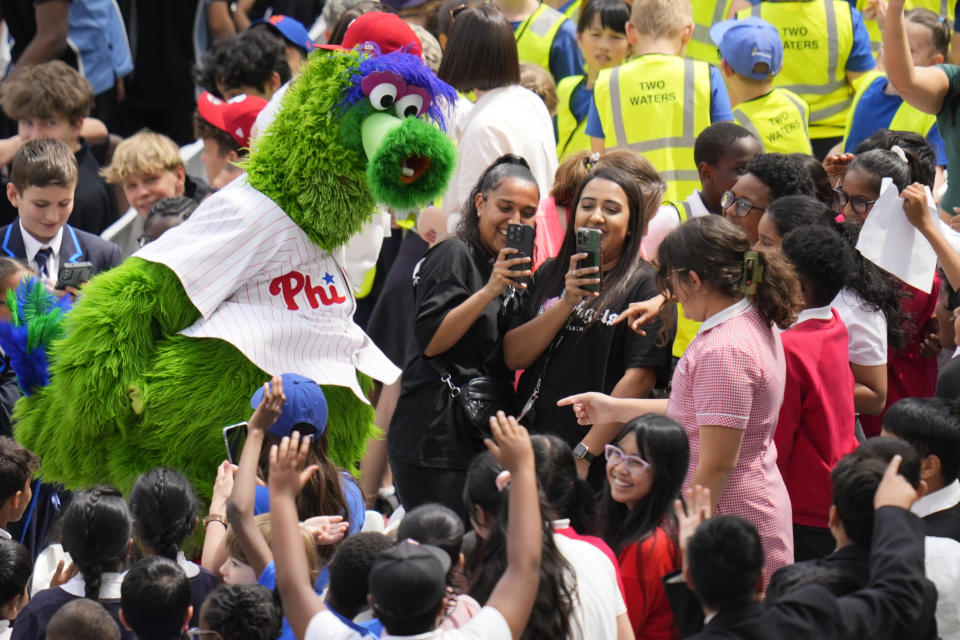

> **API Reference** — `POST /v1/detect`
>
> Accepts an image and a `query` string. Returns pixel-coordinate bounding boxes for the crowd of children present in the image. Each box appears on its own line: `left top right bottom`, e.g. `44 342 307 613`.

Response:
0 0 957 638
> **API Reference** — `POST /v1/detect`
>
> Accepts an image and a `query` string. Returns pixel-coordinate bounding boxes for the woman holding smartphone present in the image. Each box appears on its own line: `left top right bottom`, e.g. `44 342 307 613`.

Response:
560 215 802 585
503 161 673 484
387 155 538 521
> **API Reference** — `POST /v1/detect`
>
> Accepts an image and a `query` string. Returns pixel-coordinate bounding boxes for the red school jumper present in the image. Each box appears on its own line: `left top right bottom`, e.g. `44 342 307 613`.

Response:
775 307 859 528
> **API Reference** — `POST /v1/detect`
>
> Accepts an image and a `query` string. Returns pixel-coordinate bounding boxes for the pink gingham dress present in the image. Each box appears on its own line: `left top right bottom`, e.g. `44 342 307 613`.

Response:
667 298 794 582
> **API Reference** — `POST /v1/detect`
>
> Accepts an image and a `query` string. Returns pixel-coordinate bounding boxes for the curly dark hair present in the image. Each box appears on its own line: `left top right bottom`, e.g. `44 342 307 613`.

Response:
781 225 855 307
196 28 291 97
745 153 816 200
836 221 908 350
201 584 282 640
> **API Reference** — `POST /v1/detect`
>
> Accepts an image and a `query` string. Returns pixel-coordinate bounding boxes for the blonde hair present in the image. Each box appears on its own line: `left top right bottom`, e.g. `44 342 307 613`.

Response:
100 131 184 184
630 0 691 38
224 514 321 584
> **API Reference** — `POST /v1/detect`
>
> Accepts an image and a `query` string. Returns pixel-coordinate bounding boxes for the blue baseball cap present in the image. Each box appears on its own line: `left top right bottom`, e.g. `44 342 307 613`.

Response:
250 373 328 438
251 15 315 53
710 17 782 81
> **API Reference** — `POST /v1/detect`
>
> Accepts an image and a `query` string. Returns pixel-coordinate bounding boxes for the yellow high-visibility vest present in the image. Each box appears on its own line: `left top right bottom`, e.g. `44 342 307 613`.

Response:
856 0 955 56
687 0 735 63
557 75 590 161
593 54 712 203
739 0 857 139
515 3 567 74
841 70 940 151
733 88 813 154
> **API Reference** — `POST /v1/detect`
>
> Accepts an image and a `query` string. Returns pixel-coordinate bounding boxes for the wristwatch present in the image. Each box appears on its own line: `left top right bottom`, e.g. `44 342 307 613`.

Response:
572 442 597 463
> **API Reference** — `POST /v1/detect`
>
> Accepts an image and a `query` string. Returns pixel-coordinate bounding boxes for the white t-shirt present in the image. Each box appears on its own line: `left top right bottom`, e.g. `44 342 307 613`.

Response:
831 287 888 366
442 85 557 215
640 190 710 261
553 533 627 639
924 535 960 640
305 605 511 640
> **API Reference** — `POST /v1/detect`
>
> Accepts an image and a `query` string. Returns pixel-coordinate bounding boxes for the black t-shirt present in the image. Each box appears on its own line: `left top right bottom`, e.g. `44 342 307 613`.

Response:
388 237 514 469
510 258 674 448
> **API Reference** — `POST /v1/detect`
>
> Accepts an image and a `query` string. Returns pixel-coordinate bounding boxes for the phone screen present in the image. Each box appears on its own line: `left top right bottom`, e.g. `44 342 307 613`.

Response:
223 422 248 464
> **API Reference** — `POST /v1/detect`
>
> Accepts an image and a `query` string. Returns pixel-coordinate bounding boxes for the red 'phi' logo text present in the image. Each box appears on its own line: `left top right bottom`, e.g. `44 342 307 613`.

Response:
269 271 346 310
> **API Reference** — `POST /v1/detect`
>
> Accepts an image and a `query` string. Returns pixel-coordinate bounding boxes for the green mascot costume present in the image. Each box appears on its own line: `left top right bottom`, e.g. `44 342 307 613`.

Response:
11 46 457 500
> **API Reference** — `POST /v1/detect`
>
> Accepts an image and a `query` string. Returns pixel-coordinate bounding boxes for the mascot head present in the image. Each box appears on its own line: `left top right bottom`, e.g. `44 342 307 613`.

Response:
245 45 457 252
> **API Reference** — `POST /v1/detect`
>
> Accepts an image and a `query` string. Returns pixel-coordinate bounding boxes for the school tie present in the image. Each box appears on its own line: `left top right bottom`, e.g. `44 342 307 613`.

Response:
34 247 53 279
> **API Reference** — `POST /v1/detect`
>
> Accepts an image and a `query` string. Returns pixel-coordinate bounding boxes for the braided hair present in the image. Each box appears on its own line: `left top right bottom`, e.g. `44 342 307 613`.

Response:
129 467 198 560
60 486 132 601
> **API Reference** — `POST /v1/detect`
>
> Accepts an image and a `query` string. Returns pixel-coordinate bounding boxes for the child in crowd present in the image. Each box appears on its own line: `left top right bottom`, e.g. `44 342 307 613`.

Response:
325 532 392 633
776 225 860 560
499 0 583 85
1 139 122 281
835 147 942 435
721 152 815 244
842 9 949 174
138 197 197 248
0 437 38 539
711 17 812 155
641 123 761 260
197 584 282 640
272 413 544 640
519 63 559 118
0 539 32 639
598 416 687 640
396 504 481 630
118 556 192 640
740 0 876 158
12 486 135 640
100 131 212 257
464 449 619 640
556 0 631 161
588 0 734 202
883 397 960 540
194 92 267 189
0 61 119 234
196 28 292 101
128 467 219 627
44 600 121 640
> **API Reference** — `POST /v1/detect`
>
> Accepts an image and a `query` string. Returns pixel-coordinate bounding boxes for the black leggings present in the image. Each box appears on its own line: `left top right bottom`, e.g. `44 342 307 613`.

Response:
390 456 470 525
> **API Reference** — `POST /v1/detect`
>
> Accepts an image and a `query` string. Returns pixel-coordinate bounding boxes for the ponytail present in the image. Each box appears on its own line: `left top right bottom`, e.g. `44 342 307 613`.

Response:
656 216 802 330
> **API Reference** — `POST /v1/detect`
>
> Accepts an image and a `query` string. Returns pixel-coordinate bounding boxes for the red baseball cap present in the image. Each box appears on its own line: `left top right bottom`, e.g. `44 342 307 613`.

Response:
197 91 269 149
319 11 422 57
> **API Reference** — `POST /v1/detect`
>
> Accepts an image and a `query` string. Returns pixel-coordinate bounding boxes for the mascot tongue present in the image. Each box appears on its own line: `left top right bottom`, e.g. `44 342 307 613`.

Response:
362 111 454 212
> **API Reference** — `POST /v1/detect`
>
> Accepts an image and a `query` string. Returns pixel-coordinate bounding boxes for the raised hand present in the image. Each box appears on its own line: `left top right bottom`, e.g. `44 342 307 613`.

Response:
484 411 534 474
249 375 286 434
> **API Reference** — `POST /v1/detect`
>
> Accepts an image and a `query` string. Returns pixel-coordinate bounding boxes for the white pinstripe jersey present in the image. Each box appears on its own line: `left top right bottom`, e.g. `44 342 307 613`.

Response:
136 178 401 402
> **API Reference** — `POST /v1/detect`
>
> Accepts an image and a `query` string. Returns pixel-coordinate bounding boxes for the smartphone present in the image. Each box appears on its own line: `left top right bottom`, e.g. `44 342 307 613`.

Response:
55 261 94 290
223 422 248 464
505 224 535 284
575 227 602 293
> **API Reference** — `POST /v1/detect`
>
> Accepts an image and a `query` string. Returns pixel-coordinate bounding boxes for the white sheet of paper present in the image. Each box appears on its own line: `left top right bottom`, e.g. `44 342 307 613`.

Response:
855 177 938 293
